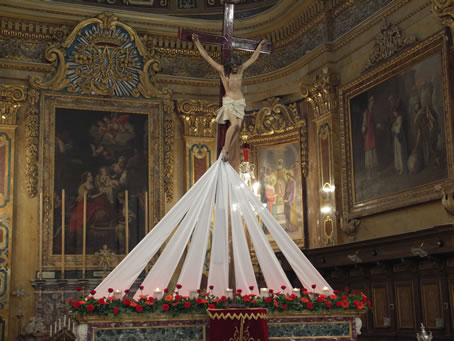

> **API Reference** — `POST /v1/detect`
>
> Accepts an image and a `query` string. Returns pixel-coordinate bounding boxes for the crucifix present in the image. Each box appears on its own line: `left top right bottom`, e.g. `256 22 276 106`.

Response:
178 0 272 157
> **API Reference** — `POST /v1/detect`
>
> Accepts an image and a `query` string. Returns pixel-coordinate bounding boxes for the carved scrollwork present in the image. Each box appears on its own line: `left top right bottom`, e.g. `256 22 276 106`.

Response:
0 85 27 125
432 0 454 30
30 13 171 99
244 97 299 137
25 90 40 198
300 67 339 119
363 18 416 72
164 100 175 202
176 99 218 138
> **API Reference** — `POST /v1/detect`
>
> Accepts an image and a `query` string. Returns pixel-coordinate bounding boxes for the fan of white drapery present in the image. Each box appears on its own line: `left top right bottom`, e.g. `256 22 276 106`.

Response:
94 155 332 299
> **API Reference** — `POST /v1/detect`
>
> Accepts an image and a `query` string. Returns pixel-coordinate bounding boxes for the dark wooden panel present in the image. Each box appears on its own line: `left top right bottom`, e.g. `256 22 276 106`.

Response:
421 280 443 329
395 282 415 329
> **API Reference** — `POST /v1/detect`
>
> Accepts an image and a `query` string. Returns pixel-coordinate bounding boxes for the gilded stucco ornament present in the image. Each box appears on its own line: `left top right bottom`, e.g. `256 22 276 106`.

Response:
25 90 40 198
30 13 171 100
362 18 416 72
176 99 218 138
300 67 339 119
432 0 454 35
164 99 175 202
340 216 360 242
244 97 298 137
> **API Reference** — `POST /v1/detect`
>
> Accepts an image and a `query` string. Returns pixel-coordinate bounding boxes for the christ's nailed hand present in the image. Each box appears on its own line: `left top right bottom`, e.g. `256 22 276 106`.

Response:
192 33 199 42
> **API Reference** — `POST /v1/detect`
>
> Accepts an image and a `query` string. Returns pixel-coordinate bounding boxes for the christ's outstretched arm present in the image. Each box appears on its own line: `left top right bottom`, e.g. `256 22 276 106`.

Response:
192 34 223 73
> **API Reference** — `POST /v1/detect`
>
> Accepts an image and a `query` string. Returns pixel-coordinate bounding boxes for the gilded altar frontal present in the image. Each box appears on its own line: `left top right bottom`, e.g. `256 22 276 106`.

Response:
1 0 454 340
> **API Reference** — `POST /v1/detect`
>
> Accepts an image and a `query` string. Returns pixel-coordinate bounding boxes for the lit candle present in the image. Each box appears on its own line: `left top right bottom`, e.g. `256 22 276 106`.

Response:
224 288 233 299
61 189 65 279
260 288 269 297
49 324 52 337
292 288 301 298
114 289 122 300
153 288 162 300
322 286 330 295
82 191 87 279
125 190 129 254
63 315 66 328
189 290 197 299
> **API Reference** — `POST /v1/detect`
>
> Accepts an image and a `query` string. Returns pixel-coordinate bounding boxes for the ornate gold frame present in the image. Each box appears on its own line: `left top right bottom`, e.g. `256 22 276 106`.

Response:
249 129 306 249
339 31 453 218
39 93 164 270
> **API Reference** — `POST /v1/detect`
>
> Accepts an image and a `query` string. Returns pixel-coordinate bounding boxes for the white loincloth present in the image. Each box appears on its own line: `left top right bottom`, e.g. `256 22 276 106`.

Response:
215 97 246 124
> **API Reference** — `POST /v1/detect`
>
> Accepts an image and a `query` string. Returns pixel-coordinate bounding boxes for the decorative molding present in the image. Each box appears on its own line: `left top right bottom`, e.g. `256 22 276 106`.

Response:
29 13 172 100
176 99 217 138
362 18 416 72
243 97 299 137
432 0 454 35
296 112 308 178
24 89 40 198
164 99 175 203
340 217 360 242
0 85 27 125
0 16 69 42
301 67 339 119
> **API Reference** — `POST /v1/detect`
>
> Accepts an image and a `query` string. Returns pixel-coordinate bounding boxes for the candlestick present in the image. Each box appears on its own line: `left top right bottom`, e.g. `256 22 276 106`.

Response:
125 190 129 254
61 189 65 279
189 290 197 299
224 288 233 299
39 192 43 278
145 191 148 234
153 288 163 300
292 288 301 298
114 289 122 300
82 191 87 279
260 288 269 297
49 324 52 337
63 315 66 328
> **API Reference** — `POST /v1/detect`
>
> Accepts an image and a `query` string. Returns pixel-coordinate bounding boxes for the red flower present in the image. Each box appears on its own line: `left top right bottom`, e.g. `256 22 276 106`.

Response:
208 304 215 309
196 298 202 304
162 304 170 311
76 287 82 292
175 295 181 301
367 300 372 307
249 286 254 291
336 301 343 307
326 301 332 309
209 285 214 290
344 286 349 292
333 290 340 294
139 285 144 290
68 299 72 306
108 288 114 293
307 302 313 310
362 296 367 303
269 289 274 294
221 296 227 303
90 290 96 295
148 296 154 302
123 298 131 306
164 288 169 293
197 289 201 293
282 304 288 310
243 295 250 302
73 301 80 309
86 304 94 312
341 295 348 300
113 307 119 315
184 301 191 309
316 296 324 303
265 297 272 303
311 284 316 289
237 289 242 294
136 304 143 312
176 284 182 289
124 289 130 294
281 285 286 290
98 298 105 305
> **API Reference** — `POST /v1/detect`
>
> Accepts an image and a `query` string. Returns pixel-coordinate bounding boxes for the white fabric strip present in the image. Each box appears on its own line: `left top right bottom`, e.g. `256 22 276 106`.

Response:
136 161 220 299
230 174 293 293
207 161 230 297
226 166 333 294
94 160 218 298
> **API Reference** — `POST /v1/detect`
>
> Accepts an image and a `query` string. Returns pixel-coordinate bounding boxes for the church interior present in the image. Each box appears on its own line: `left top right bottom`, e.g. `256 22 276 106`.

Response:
0 0 454 340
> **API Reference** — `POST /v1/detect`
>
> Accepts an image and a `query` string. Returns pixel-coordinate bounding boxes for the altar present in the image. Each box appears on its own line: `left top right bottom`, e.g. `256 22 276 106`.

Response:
74 312 362 341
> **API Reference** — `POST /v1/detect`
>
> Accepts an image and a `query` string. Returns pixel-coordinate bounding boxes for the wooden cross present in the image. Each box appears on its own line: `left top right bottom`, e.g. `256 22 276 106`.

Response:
178 0 272 156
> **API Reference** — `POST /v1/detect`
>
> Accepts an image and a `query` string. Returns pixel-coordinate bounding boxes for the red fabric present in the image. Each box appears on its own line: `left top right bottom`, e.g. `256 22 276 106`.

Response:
363 109 376 151
208 308 268 341
69 196 106 232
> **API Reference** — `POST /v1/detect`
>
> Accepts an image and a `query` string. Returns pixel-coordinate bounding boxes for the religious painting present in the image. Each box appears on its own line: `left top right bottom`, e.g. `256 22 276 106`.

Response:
40 94 163 270
52 108 149 255
252 132 305 246
340 32 453 217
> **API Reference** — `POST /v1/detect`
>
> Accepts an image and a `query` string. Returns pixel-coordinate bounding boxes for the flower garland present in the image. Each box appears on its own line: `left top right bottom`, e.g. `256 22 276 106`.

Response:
68 284 371 318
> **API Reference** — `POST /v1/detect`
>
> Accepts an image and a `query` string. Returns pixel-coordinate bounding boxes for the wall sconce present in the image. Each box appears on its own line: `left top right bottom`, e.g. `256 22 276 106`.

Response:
411 243 428 258
347 250 362 263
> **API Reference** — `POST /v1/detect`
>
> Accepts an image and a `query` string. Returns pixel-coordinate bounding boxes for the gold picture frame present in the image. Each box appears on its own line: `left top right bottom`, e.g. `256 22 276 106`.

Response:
339 31 453 218
39 93 165 271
